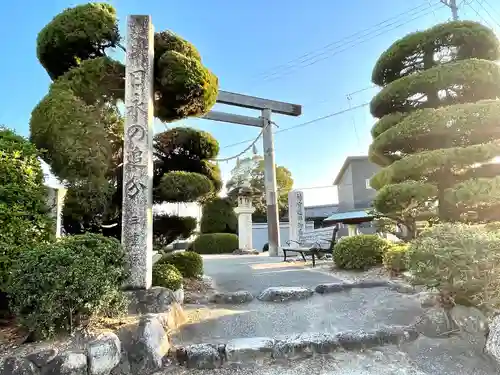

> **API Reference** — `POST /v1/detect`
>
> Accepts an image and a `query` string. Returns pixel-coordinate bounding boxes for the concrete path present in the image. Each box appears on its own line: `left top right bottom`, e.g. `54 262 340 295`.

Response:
166 254 500 374
201 254 341 295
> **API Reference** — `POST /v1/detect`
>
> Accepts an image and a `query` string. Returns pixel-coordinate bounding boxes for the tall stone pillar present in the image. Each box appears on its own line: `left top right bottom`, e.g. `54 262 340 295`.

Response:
288 190 305 248
122 15 154 289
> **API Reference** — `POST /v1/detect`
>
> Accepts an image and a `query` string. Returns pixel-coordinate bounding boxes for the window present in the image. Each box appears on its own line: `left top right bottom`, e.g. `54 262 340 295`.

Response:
366 179 372 189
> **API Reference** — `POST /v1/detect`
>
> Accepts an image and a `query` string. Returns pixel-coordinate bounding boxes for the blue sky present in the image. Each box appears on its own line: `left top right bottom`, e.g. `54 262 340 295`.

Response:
1 0 499 206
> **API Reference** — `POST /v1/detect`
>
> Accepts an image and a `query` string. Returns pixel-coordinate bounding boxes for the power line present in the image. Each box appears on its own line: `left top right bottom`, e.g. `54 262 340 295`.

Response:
254 2 444 85
482 0 500 20
251 2 435 83
475 0 500 29
220 102 369 151
467 0 495 28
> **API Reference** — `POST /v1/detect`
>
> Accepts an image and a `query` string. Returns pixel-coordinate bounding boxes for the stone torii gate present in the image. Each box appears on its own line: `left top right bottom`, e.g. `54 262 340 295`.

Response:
204 93 302 257
121 15 301 289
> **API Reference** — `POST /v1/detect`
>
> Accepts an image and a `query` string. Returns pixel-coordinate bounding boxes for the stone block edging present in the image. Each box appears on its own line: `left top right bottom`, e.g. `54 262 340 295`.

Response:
172 325 419 369
208 281 416 306
315 280 415 295
0 288 183 375
0 314 175 375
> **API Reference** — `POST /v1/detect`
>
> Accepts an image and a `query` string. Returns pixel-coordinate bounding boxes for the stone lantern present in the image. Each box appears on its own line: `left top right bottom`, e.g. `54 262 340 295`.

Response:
233 181 256 252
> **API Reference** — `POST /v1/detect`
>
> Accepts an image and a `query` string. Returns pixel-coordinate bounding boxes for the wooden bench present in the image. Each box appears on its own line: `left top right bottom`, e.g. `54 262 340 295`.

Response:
282 226 338 267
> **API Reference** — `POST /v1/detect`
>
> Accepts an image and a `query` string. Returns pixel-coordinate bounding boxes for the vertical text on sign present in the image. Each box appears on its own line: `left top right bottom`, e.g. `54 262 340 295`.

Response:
122 15 154 289
296 191 305 240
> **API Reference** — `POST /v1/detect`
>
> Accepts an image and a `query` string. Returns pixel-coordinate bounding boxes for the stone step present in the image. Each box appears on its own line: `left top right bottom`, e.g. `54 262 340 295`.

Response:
206 280 417 305
168 325 419 370
173 282 426 347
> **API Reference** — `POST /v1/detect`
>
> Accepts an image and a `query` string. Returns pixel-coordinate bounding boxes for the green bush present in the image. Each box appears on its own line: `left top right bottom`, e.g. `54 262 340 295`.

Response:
484 221 500 231
191 233 238 254
383 243 409 273
158 251 203 278
7 234 128 339
333 234 389 270
153 214 197 249
407 223 500 310
157 171 213 203
152 263 183 291
200 198 237 234
0 128 54 294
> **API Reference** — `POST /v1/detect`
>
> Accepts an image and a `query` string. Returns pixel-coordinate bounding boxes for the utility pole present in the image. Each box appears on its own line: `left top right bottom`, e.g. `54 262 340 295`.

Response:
441 0 459 20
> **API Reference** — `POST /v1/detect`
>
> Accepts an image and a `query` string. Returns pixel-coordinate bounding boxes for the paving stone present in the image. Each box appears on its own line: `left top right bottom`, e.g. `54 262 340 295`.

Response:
225 337 275 365
257 287 314 302
209 291 254 304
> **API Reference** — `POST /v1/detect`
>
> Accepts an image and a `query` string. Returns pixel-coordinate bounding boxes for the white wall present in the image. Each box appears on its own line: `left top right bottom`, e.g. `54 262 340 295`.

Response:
252 221 314 252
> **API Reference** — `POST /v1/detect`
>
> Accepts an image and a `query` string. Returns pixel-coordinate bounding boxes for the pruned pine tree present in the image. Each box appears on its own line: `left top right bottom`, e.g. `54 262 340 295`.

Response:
368 21 500 238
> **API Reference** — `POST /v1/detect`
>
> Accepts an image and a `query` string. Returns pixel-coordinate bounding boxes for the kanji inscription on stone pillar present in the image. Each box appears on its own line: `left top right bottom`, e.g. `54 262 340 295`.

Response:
122 15 154 289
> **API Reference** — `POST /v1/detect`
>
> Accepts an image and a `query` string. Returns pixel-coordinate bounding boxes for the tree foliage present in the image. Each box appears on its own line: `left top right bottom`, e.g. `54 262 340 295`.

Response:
200 198 238 234
368 20 500 228
153 214 197 249
0 128 54 294
7 234 128 339
29 3 221 242
225 155 294 222
153 127 222 203
36 3 120 80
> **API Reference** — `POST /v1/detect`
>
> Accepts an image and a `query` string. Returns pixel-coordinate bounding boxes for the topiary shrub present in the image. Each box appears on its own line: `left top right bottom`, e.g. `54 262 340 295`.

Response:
36 3 120 80
333 234 389 270
152 263 183 291
407 223 500 310
153 214 197 249
157 251 203 278
7 234 128 339
191 233 238 254
0 128 54 299
200 198 237 234
383 243 409 273
158 171 213 203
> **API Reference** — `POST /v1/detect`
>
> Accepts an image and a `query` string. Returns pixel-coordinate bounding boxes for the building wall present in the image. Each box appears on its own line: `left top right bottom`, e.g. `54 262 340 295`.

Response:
304 204 339 218
252 222 315 252
337 164 355 211
351 159 380 209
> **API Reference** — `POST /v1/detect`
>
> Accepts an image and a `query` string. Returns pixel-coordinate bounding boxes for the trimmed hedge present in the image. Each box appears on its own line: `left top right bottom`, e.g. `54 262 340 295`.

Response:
407 223 500 310
370 59 500 119
333 235 389 270
153 214 197 249
158 251 203 278
152 263 183 291
7 234 128 339
36 3 120 80
158 171 213 203
200 198 237 234
383 243 409 273
370 100 500 163
372 20 500 86
191 233 238 254
371 141 500 190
